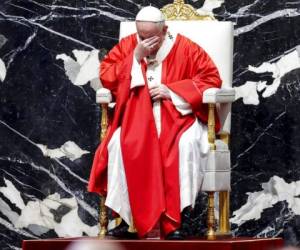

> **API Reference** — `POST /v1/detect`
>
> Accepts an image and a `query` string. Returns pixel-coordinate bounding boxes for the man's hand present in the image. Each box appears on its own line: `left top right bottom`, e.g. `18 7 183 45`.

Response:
149 85 171 102
134 36 160 62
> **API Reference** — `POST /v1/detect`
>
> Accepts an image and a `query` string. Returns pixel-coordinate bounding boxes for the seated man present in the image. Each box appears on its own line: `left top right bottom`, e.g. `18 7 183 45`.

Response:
88 6 222 239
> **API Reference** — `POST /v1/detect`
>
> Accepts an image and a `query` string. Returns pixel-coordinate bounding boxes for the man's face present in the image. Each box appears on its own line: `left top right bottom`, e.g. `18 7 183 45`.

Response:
136 21 168 55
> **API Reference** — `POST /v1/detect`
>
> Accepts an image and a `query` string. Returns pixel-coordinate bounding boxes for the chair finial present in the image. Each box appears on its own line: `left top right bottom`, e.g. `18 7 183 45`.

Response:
174 0 185 4
162 0 215 20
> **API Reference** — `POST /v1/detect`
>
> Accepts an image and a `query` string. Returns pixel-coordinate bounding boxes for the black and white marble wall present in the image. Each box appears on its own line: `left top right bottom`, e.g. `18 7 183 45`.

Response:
223 0 300 245
0 0 300 249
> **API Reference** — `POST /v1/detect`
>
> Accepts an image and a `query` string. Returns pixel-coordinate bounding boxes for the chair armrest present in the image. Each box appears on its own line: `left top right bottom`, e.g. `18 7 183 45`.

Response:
96 88 112 104
203 88 236 104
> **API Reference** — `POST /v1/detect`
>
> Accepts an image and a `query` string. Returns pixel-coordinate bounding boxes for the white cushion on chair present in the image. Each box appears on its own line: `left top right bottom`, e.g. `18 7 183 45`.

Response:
201 144 231 192
202 171 231 192
96 88 112 104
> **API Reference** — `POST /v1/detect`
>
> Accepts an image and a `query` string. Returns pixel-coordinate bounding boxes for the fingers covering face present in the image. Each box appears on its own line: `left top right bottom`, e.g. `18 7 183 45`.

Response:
142 36 159 47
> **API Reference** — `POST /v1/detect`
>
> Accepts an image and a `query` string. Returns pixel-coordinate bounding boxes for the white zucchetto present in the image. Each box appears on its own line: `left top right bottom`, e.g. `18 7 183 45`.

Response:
135 6 165 22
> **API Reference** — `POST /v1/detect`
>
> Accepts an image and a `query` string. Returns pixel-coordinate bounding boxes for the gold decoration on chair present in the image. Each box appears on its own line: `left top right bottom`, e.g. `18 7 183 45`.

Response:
128 216 138 233
208 104 216 151
207 192 216 240
99 196 108 238
161 0 215 21
219 134 230 235
219 191 230 234
98 103 109 238
100 104 108 142
207 104 216 239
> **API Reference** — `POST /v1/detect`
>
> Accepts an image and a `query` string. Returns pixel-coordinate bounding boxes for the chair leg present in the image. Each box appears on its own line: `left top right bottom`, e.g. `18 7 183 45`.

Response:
219 191 230 235
98 104 109 238
207 191 216 240
98 196 108 238
115 217 122 227
128 216 137 233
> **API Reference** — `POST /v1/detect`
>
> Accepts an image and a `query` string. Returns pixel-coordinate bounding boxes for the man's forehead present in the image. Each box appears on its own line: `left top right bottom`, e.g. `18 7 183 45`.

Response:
136 21 159 29
137 29 160 38
136 22 162 36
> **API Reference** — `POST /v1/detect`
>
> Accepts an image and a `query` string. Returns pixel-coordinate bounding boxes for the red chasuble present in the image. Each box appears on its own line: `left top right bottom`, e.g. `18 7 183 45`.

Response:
88 33 222 237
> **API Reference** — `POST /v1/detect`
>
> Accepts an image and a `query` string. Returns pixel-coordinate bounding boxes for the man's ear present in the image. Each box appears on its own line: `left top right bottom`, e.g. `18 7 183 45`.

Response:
163 25 168 35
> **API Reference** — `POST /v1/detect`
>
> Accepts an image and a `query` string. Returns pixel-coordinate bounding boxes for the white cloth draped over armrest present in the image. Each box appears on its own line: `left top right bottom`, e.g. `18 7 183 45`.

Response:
202 87 235 134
